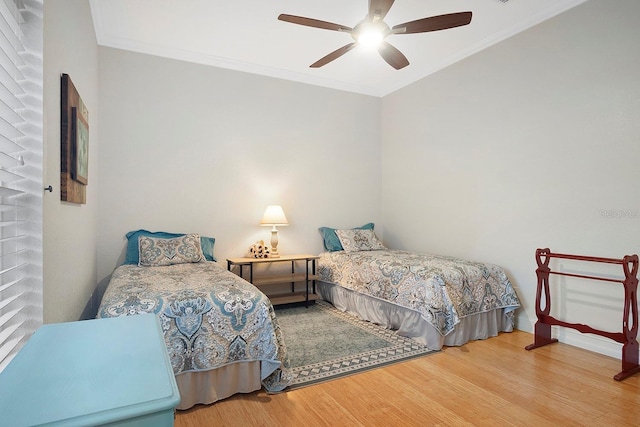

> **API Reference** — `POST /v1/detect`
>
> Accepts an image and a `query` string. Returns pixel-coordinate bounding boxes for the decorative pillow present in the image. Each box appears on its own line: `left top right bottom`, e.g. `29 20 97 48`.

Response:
198 236 216 262
138 233 205 266
318 223 374 252
125 230 216 264
335 229 386 252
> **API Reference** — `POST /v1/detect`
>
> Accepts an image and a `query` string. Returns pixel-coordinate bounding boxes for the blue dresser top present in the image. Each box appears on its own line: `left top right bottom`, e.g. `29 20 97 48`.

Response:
0 314 180 426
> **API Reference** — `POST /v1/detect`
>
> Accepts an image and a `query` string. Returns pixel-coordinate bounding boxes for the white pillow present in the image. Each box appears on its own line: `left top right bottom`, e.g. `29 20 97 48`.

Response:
335 229 386 252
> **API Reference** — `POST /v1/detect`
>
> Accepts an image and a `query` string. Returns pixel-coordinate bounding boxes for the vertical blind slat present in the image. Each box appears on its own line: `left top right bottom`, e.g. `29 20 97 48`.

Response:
0 315 22 347
0 0 20 34
0 291 22 312
0 261 26 276
0 150 23 167
0 277 20 292
0 321 23 370
0 131 22 153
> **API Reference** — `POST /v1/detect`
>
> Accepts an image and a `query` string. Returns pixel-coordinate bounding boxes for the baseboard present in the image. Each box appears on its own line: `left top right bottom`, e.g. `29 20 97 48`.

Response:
555 328 622 359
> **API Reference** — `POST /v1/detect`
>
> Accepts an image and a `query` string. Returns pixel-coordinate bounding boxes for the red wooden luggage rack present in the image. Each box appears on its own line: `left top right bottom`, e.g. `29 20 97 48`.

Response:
525 248 640 381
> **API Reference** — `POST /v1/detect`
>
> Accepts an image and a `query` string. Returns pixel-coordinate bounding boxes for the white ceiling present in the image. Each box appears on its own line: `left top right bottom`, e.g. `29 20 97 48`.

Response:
89 0 587 97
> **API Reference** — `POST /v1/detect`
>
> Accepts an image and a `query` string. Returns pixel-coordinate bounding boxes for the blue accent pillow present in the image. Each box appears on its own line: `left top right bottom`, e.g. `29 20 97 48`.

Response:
199 236 216 262
318 223 374 252
124 229 216 264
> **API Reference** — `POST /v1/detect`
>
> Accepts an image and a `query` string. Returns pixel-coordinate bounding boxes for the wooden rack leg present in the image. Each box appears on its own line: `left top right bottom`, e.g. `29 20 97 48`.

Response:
615 340 640 381
526 249 558 350
525 322 558 350
614 257 639 381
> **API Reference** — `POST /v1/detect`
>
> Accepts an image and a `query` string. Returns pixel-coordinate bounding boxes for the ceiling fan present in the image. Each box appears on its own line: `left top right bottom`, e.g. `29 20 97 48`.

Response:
278 0 472 70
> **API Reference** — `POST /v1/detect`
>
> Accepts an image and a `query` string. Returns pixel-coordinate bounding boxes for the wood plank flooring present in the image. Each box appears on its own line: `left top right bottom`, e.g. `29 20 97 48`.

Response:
175 330 640 426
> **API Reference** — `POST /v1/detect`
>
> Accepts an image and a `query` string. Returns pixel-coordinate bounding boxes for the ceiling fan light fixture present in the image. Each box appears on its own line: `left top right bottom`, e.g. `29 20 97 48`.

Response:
279 2 472 70
353 21 387 49
357 29 384 48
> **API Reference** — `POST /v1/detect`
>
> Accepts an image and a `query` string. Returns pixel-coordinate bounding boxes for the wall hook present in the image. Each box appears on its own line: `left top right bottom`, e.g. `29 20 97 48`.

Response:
44 185 53 193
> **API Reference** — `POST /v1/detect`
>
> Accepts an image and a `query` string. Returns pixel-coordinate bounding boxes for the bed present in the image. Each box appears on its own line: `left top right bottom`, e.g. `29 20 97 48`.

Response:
97 231 291 409
316 225 521 350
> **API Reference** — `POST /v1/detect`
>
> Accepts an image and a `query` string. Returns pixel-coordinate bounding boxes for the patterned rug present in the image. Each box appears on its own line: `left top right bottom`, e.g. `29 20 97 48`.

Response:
275 300 436 390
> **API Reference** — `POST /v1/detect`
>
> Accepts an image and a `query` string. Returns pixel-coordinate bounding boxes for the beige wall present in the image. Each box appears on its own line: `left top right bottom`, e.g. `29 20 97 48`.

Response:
43 0 99 323
95 48 382 285
381 0 640 357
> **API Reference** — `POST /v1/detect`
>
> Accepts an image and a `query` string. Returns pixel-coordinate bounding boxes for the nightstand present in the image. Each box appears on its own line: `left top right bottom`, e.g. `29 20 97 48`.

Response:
227 254 320 306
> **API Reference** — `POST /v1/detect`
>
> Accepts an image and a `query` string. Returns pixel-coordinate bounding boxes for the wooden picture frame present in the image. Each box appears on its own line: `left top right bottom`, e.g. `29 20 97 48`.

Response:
61 74 88 204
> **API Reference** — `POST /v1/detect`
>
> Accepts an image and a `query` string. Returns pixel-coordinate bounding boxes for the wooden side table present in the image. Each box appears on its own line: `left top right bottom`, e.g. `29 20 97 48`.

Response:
227 254 320 306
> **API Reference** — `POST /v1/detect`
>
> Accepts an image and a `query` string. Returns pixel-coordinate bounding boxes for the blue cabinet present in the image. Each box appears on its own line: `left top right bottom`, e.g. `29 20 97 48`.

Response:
0 314 180 426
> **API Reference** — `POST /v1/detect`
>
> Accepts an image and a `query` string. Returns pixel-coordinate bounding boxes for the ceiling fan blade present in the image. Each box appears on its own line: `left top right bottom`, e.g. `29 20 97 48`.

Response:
368 0 394 21
310 43 357 68
377 41 409 70
278 14 352 32
392 11 472 34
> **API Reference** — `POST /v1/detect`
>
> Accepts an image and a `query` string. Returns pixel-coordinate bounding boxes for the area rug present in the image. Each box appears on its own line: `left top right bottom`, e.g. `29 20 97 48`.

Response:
275 300 436 390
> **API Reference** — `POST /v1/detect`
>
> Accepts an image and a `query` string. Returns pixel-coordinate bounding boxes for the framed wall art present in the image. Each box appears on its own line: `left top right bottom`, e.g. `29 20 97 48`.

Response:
60 74 88 204
71 106 89 185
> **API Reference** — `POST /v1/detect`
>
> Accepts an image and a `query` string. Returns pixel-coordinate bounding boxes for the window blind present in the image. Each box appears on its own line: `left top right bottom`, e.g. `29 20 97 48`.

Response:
0 0 42 373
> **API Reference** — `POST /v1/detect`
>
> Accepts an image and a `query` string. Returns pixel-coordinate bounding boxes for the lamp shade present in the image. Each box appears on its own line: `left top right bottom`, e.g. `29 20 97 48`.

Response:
260 205 289 226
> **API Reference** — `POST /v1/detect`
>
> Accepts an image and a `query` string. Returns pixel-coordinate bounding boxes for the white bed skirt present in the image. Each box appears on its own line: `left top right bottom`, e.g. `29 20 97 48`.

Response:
317 281 514 350
175 361 263 410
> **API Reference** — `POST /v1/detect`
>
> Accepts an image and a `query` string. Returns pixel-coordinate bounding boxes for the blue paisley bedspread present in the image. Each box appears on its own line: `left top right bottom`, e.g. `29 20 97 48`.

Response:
97 262 291 392
318 250 520 336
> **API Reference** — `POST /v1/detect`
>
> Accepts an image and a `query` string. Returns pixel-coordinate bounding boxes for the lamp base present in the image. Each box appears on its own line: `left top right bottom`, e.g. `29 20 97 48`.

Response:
270 228 281 258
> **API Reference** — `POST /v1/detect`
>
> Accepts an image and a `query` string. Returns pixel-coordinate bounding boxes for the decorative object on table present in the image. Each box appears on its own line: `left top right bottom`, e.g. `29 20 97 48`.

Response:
260 205 288 258
248 240 271 259
60 73 89 204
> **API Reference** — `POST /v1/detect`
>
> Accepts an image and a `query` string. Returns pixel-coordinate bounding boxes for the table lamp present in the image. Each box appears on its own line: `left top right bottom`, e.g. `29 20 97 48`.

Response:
260 205 288 258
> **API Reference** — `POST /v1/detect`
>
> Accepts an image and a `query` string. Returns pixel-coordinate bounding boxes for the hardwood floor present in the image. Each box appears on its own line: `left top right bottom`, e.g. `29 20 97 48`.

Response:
175 330 640 426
